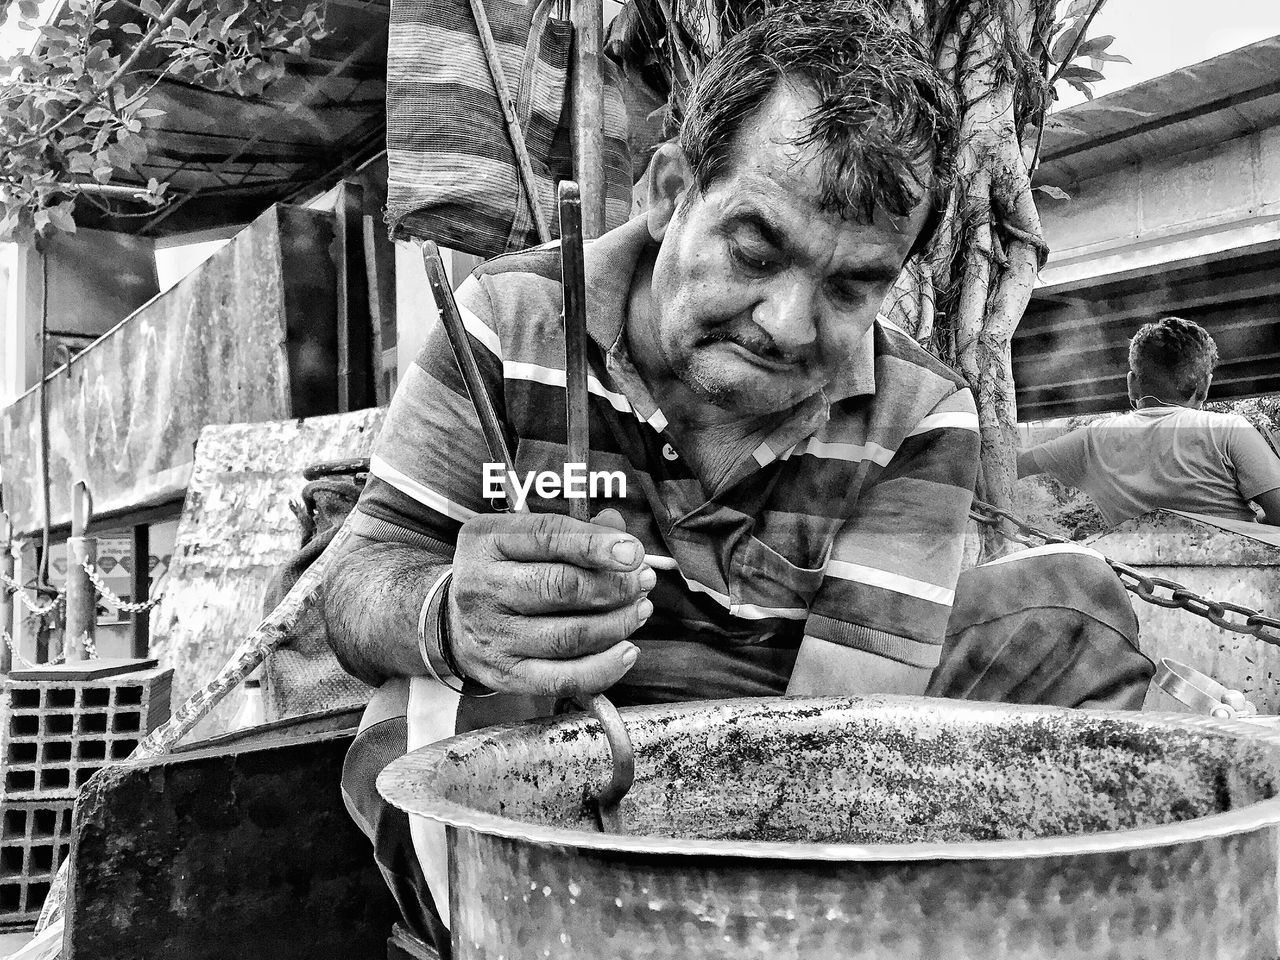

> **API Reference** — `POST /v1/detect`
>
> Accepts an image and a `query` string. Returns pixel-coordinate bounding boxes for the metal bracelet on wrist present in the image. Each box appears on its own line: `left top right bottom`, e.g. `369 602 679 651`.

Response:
428 572 496 698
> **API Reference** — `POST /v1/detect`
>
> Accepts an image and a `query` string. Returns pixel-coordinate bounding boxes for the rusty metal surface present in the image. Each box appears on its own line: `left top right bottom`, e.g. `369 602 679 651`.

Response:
381 696 1280 958
0 204 340 537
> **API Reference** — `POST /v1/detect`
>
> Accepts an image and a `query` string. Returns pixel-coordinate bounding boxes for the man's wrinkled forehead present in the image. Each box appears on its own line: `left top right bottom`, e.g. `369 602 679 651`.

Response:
701 80 935 234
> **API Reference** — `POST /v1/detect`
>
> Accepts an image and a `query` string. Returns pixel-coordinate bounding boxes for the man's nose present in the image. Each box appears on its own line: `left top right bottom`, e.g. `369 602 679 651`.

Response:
752 275 818 355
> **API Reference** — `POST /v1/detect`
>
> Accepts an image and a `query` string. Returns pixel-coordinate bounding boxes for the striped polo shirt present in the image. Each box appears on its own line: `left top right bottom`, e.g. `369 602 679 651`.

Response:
350 216 980 684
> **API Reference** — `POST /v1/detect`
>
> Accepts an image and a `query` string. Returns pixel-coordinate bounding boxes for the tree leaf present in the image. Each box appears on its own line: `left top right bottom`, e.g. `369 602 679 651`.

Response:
134 107 166 118
1076 35 1114 57
120 22 143 34
1050 21 1084 62
1064 76 1095 100
1061 65 1105 82
1034 184 1071 201
48 203 77 234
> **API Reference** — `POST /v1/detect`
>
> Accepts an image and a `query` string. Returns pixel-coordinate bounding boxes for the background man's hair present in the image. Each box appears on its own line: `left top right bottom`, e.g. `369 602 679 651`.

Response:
677 1 958 241
1129 316 1220 398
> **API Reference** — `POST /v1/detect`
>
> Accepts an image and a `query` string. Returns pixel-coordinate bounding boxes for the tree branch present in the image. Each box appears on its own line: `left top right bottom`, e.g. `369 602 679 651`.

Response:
9 0 188 150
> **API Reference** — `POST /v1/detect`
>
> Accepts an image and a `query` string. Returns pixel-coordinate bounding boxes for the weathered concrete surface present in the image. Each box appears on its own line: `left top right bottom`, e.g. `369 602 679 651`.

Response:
149 409 384 739
0 204 340 537
1090 511 1280 714
66 719 400 960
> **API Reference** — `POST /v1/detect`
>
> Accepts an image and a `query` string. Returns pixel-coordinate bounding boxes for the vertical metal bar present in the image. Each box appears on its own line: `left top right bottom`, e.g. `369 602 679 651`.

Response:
569 0 606 237
421 242 520 485
0 514 12 674
558 182 591 523
131 522 150 659
65 481 95 662
335 181 375 413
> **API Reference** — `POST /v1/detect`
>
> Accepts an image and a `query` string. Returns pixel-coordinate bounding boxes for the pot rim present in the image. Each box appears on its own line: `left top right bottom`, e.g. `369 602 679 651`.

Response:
377 695 1280 862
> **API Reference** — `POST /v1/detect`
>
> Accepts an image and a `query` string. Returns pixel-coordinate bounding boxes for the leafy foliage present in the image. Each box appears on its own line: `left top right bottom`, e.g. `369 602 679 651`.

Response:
1044 0 1129 102
0 0 326 244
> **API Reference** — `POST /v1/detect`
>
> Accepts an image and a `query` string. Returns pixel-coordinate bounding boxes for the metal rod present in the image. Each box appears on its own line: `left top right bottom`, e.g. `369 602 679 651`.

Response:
420 243 520 483
559 182 591 523
0 514 12 674
65 481 95 662
466 0 552 243
131 522 150 659
569 0 606 237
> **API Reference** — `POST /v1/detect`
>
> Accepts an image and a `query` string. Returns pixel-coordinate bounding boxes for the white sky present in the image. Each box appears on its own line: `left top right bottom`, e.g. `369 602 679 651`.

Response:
1054 0 1280 109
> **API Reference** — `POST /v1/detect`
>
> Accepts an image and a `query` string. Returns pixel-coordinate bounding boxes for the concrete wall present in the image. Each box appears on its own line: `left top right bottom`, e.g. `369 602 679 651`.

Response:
1037 126 1280 290
0 205 340 536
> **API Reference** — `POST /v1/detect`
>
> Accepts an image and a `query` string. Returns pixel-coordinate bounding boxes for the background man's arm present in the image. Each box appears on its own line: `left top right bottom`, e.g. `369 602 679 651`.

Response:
1254 488 1280 527
1017 447 1044 479
1231 419 1280 526
788 388 980 697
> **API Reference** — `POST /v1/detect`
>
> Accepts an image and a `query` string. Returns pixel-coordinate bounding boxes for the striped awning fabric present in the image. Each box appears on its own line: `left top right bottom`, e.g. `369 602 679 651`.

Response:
386 0 633 257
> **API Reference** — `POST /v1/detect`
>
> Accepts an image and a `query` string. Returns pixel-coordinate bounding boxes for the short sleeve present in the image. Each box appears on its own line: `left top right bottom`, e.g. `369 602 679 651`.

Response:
1227 416 1280 501
804 387 980 669
350 275 506 549
1027 427 1090 488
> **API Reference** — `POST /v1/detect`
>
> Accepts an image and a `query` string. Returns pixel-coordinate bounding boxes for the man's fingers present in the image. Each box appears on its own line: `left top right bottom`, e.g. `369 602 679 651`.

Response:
502 561 655 613
507 598 653 660
501 642 641 699
591 508 626 532
488 512 645 570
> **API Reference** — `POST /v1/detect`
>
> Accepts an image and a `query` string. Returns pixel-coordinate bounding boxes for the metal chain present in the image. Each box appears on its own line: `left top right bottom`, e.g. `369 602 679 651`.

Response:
970 500 1280 647
0 572 66 618
79 557 163 612
2 630 67 670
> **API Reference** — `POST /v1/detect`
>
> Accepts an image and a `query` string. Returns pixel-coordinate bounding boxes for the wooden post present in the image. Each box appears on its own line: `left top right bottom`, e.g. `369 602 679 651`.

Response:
335 181 376 413
65 480 96 662
570 0 606 238
0 514 12 674
131 522 150 659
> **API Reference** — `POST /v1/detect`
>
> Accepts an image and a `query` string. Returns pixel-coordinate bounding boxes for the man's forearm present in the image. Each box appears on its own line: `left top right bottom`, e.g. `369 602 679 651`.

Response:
324 533 452 687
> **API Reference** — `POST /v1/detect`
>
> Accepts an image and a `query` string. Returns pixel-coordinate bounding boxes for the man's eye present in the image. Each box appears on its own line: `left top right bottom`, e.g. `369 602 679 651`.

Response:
730 243 776 274
828 280 864 303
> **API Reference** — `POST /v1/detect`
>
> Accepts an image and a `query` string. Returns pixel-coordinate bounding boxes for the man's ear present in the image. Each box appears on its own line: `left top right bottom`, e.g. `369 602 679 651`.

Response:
645 141 693 241
1126 370 1139 403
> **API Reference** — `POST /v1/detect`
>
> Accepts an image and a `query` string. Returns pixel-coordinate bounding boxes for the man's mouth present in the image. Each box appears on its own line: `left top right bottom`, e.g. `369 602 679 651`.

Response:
720 336 805 372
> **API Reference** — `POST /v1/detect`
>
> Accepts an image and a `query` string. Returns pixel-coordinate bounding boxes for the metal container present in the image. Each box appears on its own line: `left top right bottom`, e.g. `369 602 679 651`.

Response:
378 695 1280 959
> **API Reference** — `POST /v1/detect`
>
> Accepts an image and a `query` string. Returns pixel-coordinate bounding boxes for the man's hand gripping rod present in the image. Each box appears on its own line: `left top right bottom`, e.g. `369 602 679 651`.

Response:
420 204 633 833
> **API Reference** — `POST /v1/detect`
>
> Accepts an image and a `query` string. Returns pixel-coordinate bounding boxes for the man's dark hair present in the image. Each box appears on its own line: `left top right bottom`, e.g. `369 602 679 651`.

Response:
678 1 958 245
1129 317 1219 399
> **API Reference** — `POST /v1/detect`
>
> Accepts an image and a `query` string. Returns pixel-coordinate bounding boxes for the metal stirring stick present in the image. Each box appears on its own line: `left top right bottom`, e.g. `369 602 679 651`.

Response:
421 228 634 834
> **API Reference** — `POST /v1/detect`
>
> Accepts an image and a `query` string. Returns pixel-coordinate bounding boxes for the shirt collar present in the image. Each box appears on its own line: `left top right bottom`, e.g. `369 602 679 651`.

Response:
581 214 878 405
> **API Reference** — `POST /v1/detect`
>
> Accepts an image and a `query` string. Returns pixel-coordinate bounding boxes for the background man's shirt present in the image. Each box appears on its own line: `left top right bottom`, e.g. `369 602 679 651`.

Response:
1027 406 1280 526
347 216 980 699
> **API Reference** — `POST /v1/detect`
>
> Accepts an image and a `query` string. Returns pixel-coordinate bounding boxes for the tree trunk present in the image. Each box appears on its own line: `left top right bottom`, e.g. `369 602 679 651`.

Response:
881 0 1053 554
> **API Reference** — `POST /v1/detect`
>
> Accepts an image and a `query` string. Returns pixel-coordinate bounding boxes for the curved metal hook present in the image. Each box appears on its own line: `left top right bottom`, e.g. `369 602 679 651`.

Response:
568 693 635 834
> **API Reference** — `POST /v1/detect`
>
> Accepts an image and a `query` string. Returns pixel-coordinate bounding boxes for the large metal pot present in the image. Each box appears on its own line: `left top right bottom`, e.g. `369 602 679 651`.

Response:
378 695 1280 959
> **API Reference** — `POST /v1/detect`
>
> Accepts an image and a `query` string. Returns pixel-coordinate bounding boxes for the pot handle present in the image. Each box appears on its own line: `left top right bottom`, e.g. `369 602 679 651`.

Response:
568 693 635 833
